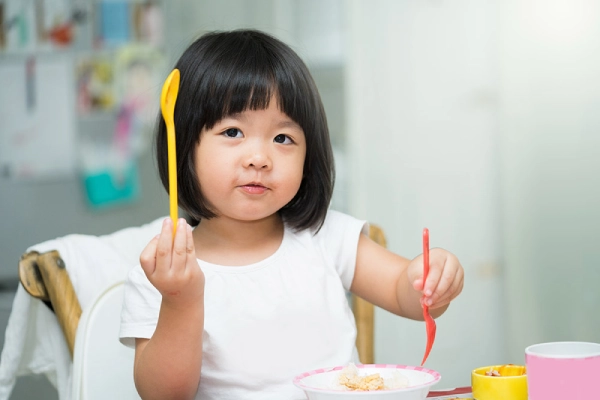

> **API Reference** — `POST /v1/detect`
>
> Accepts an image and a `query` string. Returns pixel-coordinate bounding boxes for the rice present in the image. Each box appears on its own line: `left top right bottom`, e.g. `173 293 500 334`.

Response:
332 363 410 391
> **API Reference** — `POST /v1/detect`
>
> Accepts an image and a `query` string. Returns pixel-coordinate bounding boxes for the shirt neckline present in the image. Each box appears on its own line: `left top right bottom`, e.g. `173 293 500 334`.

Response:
196 224 289 273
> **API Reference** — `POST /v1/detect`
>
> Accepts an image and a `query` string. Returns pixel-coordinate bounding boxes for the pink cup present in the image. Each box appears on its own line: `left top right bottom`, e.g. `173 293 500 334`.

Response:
525 341 600 400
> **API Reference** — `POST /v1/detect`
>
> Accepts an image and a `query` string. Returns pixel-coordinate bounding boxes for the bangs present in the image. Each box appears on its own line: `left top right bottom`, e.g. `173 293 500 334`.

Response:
191 32 310 131
205 70 278 129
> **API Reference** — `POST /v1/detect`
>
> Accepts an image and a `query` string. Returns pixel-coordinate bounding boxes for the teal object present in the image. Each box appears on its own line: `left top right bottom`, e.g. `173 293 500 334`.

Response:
18 14 28 47
98 0 131 46
83 163 140 209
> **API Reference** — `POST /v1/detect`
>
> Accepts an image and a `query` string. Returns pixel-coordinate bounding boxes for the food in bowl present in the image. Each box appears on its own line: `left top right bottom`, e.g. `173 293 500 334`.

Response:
484 364 526 377
294 364 441 399
336 363 409 391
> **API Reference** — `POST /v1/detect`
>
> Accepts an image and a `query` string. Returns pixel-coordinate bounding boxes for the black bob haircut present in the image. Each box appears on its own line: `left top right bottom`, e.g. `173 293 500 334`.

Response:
155 29 335 232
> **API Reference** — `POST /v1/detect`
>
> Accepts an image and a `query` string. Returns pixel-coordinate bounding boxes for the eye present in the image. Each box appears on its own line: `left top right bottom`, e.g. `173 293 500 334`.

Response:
222 128 243 138
274 134 293 144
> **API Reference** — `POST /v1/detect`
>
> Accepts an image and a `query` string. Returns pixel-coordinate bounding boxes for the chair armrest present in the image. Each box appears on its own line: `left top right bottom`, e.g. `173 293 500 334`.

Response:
19 250 82 358
352 224 387 364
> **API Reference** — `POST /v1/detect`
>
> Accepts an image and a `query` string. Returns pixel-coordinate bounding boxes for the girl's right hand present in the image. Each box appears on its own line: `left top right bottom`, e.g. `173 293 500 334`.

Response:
140 218 205 307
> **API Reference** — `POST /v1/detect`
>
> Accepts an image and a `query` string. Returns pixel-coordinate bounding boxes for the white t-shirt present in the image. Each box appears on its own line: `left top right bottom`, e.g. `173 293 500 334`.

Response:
120 210 368 399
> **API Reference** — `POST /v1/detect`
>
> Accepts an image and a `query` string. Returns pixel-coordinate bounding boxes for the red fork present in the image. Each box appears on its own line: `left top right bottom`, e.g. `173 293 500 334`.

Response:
420 228 437 366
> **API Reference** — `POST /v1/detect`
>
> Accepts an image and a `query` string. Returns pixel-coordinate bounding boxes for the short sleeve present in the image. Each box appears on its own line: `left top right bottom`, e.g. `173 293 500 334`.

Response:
119 264 162 348
315 210 368 290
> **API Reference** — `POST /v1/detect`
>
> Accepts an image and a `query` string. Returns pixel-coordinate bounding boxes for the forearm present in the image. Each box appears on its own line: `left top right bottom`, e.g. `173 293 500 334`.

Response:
395 268 427 320
134 299 204 400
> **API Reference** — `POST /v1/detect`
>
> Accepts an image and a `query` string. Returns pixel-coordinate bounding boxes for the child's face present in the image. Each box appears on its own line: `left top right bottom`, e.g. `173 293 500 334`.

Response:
195 96 306 222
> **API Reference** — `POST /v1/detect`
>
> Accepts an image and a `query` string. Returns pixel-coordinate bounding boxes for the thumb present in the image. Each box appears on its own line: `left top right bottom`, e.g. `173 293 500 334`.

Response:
139 235 159 277
412 277 424 292
408 255 425 291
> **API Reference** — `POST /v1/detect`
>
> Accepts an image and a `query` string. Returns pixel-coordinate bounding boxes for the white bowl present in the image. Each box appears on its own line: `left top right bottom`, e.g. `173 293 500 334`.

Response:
293 364 441 400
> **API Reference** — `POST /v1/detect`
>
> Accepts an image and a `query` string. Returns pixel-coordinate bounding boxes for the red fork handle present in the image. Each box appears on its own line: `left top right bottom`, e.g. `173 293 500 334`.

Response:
421 228 436 366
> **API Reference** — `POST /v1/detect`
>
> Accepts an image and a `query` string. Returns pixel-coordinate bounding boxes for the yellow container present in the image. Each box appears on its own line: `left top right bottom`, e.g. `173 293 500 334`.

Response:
471 365 527 400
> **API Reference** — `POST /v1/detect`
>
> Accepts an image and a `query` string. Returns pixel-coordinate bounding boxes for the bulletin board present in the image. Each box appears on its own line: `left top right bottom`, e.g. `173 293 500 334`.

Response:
0 0 166 207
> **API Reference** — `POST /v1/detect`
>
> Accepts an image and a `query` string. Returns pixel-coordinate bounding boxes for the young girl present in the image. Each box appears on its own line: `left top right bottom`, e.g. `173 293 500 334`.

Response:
120 29 464 400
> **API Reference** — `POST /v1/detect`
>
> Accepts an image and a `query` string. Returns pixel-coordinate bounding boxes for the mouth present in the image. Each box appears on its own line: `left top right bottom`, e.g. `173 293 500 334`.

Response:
238 182 269 194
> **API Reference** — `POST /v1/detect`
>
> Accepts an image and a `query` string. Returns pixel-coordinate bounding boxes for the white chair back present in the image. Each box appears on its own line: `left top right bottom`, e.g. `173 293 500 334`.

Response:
71 282 141 400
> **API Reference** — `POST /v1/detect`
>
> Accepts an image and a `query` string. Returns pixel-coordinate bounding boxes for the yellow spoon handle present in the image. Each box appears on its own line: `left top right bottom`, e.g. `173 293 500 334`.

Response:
160 68 180 237
167 122 178 236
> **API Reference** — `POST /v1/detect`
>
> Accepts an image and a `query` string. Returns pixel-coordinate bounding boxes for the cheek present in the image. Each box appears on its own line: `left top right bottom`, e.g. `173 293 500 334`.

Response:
195 146 228 189
280 153 305 191
291 158 305 183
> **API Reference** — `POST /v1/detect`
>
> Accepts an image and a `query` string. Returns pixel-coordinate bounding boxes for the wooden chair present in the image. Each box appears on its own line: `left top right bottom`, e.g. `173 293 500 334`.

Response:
19 250 81 358
18 223 386 364
352 224 386 364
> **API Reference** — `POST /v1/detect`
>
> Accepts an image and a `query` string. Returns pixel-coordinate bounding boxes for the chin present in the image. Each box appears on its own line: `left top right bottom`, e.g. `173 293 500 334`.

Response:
234 210 282 223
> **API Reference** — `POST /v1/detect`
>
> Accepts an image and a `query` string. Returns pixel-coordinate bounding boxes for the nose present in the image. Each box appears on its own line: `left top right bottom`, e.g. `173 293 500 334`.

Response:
244 144 271 170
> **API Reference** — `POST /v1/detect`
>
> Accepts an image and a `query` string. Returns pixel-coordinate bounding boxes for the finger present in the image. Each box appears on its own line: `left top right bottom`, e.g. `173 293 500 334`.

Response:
422 249 448 297
154 218 174 278
139 235 159 277
431 269 464 308
171 218 188 274
184 222 196 270
428 255 460 304
430 287 454 309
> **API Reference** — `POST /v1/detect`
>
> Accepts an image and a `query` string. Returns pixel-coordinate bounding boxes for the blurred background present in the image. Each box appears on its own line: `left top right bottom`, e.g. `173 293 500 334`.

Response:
1 0 599 398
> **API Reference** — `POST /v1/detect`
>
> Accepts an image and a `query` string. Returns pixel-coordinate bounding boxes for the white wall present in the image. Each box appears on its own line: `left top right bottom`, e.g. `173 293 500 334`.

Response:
499 0 600 361
345 0 504 388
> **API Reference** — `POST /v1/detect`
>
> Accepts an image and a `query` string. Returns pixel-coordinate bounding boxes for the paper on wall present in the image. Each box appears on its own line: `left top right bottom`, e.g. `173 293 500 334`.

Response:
0 55 76 180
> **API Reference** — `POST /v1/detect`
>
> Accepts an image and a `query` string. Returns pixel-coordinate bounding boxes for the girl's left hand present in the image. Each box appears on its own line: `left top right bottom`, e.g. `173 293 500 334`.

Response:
407 248 464 310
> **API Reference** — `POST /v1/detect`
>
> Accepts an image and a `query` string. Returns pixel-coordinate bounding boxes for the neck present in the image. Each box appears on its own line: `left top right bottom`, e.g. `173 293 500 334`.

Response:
192 213 284 265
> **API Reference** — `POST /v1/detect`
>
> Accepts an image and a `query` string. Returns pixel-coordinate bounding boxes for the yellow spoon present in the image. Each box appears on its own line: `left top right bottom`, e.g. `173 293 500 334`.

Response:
160 69 180 236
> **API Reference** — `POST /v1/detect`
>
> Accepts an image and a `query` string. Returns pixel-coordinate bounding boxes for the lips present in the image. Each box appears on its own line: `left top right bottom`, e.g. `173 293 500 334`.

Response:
239 183 269 195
